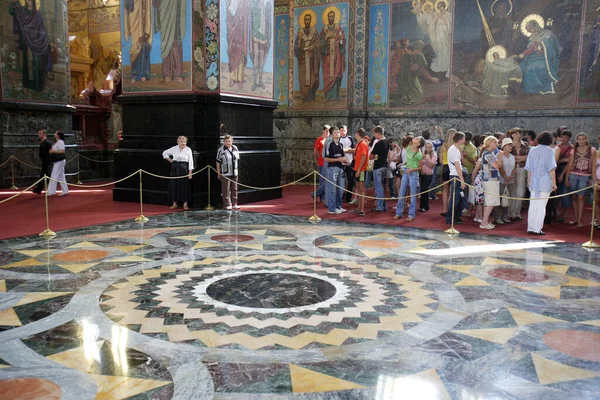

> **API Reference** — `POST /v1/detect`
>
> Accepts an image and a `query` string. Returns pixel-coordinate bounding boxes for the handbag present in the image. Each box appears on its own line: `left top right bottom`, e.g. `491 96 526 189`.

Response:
50 153 66 162
501 186 510 208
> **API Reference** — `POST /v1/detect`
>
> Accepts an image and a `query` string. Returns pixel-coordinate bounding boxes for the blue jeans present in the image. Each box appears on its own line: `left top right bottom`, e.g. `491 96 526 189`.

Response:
388 173 397 197
396 171 418 218
326 166 344 212
462 173 472 211
446 176 462 224
312 165 326 201
374 167 388 211
365 170 373 189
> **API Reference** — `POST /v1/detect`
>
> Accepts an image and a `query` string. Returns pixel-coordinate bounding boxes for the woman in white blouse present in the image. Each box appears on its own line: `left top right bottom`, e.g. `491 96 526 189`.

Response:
162 136 194 210
47 131 68 196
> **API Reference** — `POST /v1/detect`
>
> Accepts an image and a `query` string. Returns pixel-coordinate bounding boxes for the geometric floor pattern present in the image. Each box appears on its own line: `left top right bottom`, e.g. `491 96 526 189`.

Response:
1 211 600 399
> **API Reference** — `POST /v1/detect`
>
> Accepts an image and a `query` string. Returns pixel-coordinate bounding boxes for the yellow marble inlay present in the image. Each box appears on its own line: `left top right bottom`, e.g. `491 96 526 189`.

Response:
290 364 365 393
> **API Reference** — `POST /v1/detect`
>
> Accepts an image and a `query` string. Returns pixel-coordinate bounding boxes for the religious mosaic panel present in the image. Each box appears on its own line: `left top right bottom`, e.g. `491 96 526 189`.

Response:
578 0 600 105
68 10 88 40
451 0 585 110
274 13 290 108
219 0 274 99
120 0 193 93
387 0 451 110
292 2 349 110
0 0 70 103
367 3 389 109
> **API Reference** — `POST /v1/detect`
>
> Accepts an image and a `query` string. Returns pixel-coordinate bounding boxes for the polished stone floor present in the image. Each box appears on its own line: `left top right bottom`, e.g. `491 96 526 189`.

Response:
0 211 600 399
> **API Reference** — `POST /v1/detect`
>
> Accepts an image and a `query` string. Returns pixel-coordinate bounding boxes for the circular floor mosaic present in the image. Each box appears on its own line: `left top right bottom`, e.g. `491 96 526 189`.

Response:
100 255 438 350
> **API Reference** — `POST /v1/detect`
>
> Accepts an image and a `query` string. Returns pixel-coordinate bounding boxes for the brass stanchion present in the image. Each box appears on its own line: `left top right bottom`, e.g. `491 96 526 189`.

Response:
308 170 321 223
135 170 149 223
39 175 56 237
582 186 599 249
204 167 215 211
445 177 460 235
76 154 82 184
10 156 18 189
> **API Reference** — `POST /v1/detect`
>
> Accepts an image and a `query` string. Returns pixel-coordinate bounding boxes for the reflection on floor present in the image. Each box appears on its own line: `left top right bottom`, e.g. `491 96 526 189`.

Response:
0 211 599 399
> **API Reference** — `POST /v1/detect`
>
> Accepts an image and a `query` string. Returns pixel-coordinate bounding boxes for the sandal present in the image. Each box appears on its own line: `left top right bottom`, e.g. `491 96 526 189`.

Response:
567 221 577 225
406 217 415 222
577 223 584 228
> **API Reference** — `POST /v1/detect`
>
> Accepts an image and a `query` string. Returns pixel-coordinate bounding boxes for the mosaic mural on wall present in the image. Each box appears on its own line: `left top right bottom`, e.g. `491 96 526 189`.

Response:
451 0 584 109
120 0 192 93
219 0 274 99
275 13 290 107
205 0 218 91
293 2 349 110
386 0 451 110
0 0 70 103
578 0 600 105
367 3 389 108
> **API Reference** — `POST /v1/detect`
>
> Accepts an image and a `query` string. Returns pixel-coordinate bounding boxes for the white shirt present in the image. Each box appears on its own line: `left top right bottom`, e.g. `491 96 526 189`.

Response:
447 145 462 176
339 136 353 164
52 140 65 152
162 145 194 170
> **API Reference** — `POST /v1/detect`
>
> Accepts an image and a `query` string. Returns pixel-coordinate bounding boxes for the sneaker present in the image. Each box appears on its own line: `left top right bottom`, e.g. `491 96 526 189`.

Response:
479 224 495 230
349 198 358 205
357 211 366 216
328 209 343 215
233 205 240 209
226 206 232 210
473 218 482 223
494 219 505 225
338 208 347 213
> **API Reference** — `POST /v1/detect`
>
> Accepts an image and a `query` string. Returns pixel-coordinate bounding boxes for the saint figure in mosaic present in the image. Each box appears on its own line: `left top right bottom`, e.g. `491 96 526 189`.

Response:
319 7 346 102
294 9 320 102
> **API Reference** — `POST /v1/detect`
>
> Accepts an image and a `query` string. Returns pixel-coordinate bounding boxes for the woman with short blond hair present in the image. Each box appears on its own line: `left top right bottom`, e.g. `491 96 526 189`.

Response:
163 136 194 210
479 135 500 229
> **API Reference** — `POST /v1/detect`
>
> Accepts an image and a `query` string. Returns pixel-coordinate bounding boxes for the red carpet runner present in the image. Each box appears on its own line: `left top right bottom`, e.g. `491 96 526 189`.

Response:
0 185 596 244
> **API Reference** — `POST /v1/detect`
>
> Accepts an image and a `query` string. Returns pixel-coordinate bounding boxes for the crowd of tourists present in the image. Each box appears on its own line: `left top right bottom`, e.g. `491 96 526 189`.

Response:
312 125 600 235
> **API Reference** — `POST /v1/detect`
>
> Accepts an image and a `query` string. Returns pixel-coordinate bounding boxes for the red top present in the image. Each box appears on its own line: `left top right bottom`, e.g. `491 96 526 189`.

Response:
314 137 326 167
353 141 369 172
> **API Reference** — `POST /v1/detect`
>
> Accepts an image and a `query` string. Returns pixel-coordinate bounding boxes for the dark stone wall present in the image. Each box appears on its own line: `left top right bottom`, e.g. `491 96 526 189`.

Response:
0 101 75 189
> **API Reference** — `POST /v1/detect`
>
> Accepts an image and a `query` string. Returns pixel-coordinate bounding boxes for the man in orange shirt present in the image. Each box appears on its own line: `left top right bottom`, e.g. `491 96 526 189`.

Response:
353 128 368 216
311 124 330 202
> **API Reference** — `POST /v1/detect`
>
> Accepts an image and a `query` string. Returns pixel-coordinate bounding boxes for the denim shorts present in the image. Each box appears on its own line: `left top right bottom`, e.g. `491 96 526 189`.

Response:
569 174 591 195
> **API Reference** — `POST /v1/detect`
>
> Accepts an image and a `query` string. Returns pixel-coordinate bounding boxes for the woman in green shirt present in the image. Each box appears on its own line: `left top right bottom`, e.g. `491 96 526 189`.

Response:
394 137 425 222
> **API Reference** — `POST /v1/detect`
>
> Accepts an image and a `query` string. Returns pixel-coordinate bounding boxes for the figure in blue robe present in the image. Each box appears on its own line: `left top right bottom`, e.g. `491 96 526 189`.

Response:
517 20 560 94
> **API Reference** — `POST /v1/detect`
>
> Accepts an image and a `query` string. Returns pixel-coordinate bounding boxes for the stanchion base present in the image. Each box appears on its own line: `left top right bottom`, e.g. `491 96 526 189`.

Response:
581 241 600 249
39 229 56 237
444 227 460 235
308 215 321 224
135 215 149 223
204 205 215 211
11 185 18 190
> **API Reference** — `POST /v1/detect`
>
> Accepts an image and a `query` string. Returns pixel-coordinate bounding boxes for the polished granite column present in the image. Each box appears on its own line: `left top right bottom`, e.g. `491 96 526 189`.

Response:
113 93 281 208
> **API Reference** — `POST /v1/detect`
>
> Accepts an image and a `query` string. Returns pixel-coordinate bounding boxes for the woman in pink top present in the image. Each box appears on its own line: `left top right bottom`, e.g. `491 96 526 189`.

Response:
419 142 437 212
565 133 596 228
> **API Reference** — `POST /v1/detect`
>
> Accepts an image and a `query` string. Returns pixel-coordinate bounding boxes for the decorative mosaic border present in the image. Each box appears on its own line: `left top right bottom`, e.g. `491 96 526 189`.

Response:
193 0 206 90
205 0 219 91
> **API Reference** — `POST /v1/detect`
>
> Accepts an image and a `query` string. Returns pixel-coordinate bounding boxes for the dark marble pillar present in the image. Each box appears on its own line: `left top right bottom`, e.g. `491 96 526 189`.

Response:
113 93 281 208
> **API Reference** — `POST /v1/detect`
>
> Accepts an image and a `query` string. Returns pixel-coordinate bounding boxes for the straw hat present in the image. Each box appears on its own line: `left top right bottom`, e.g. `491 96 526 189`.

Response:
501 138 514 148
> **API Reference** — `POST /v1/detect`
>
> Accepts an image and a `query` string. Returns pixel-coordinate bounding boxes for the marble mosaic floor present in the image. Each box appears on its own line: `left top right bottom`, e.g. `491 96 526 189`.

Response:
0 211 600 399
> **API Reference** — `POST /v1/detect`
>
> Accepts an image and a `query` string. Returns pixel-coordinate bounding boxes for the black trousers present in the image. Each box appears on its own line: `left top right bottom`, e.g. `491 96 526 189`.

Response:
420 174 433 210
344 165 355 202
35 160 50 192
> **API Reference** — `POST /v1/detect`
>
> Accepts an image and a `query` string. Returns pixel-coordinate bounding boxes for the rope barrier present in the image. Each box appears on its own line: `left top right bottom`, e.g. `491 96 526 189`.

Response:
0 177 44 205
0 155 13 169
0 164 597 248
78 153 114 163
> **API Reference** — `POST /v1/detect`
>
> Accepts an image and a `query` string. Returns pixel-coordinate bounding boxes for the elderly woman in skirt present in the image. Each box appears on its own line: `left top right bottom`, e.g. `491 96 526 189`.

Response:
162 136 194 210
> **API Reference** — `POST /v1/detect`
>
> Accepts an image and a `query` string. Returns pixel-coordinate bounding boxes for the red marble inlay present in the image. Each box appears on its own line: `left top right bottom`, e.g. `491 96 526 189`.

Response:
51 250 109 263
211 234 254 243
543 330 600 362
487 267 549 282
0 378 61 399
